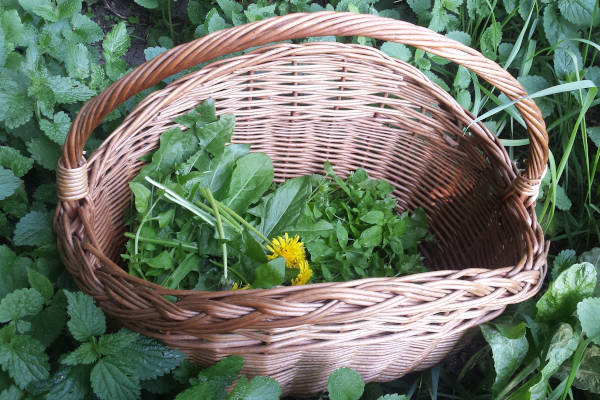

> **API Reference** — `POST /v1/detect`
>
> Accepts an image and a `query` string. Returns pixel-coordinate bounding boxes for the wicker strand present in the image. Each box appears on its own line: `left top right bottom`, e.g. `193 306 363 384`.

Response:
57 158 88 201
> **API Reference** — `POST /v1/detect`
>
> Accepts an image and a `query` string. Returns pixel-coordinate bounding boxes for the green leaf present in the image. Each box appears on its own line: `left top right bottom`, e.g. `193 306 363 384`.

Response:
217 0 244 21
358 225 382 248
446 30 471 46
407 0 431 21
65 291 106 342
454 66 471 90
480 323 528 396
543 4 579 46
0 246 29 299
380 42 412 61
558 0 596 26
529 323 580 399
144 46 167 61
257 176 311 238
518 75 554 118
13 210 54 247
0 288 44 323
47 75 95 104
164 253 201 289
90 357 140 400
377 395 409 400
328 367 365 400
0 386 23 400
129 182 151 214
180 356 243 400
27 268 53 302
554 185 572 211
243 3 276 22
97 329 139 356
578 298 600 344
29 292 67 347
57 0 82 19
589 127 600 148
103 22 130 58
70 14 103 43
0 167 20 201
336 222 349 249
128 336 186 380
187 0 203 24
253 258 286 289
552 249 578 279
205 8 231 33
224 153 274 214
536 263 597 322
138 127 198 179
195 143 249 199
227 375 281 399
196 114 235 157
61 342 99 366
145 251 174 270
284 220 334 242
0 146 34 178
586 66 600 89
176 381 220 400
554 46 583 78
502 0 517 13
456 89 472 110
518 0 534 20
45 364 90 400
0 77 33 129
479 23 502 60
18 0 59 22
556 344 600 393
39 111 71 146
360 210 385 225
26 136 61 171
134 0 159 9
428 2 450 32
65 43 89 79
0 335 49 389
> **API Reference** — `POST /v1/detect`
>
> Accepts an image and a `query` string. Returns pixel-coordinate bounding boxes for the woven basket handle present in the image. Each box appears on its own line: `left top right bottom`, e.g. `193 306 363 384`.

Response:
60 11 548 202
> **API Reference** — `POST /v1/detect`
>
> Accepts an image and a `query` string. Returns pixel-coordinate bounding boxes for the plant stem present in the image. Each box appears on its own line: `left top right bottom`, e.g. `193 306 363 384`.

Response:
203 188 228 280
193 198 242 233
216 202 270 244
124 232 198 251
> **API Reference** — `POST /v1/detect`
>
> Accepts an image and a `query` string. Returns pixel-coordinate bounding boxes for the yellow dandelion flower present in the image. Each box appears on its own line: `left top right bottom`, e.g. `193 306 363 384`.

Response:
292 260 312 286
232 282 249 290
267 233 306 268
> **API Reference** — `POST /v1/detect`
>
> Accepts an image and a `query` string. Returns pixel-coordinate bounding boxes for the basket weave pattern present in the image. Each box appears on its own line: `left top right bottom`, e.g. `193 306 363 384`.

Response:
55 13 549 396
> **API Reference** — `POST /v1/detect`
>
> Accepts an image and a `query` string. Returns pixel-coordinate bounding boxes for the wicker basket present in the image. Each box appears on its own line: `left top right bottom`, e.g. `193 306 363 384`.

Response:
55 12 549 396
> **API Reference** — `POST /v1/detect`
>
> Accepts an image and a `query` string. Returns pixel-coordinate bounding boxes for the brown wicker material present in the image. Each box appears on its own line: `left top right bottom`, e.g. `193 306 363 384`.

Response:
55 12 549 396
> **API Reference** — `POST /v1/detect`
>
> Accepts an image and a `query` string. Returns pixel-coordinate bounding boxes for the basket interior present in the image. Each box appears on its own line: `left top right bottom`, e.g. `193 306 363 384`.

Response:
86 42 533 273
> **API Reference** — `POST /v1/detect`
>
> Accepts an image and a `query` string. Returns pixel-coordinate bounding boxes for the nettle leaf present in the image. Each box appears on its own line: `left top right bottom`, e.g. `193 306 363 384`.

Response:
558 0 596 27
90 357 140 400
0 288 44 323
45 364 91 400
224 153 274 215
586 66 600 89
61 342 99 366
175 356 244 400
103 22 130 58
26 136 61 170
456 89 472 110
446 30 472 46
536 263 597 322
0 335 49 389
65 291 107 342
70 14 103 43
0 77 34 129
134 0 159 9
39 111 71 146
0 385 22 400
29 292 67 348
529 323 580 399
18 0 59 22
407 0 431 22
480 323 528 396
47 75 95 104
380 42 412 62
552 249 578 280
328 367 365 400
128 336 186 380
244 3 277 21
27 268 53 302
0 246 29 299
13 210 55 247
57 0 82 19
65 43 90 79
0 146 34 178
554 184 572 211
97 329 139 356
453 66 471 90
144 46 167 61
0 167 20 201
578 298 600 344
176 381 220 400
502 0 517 14
428 1 450 32
228 375 281 400
187 0 203 24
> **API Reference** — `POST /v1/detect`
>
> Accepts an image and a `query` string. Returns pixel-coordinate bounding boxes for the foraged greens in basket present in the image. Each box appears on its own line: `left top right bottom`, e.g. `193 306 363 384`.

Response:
122 99 430 291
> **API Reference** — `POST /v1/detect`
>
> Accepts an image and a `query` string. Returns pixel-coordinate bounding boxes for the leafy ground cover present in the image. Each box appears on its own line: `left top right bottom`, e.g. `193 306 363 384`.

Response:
0 0 599 398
